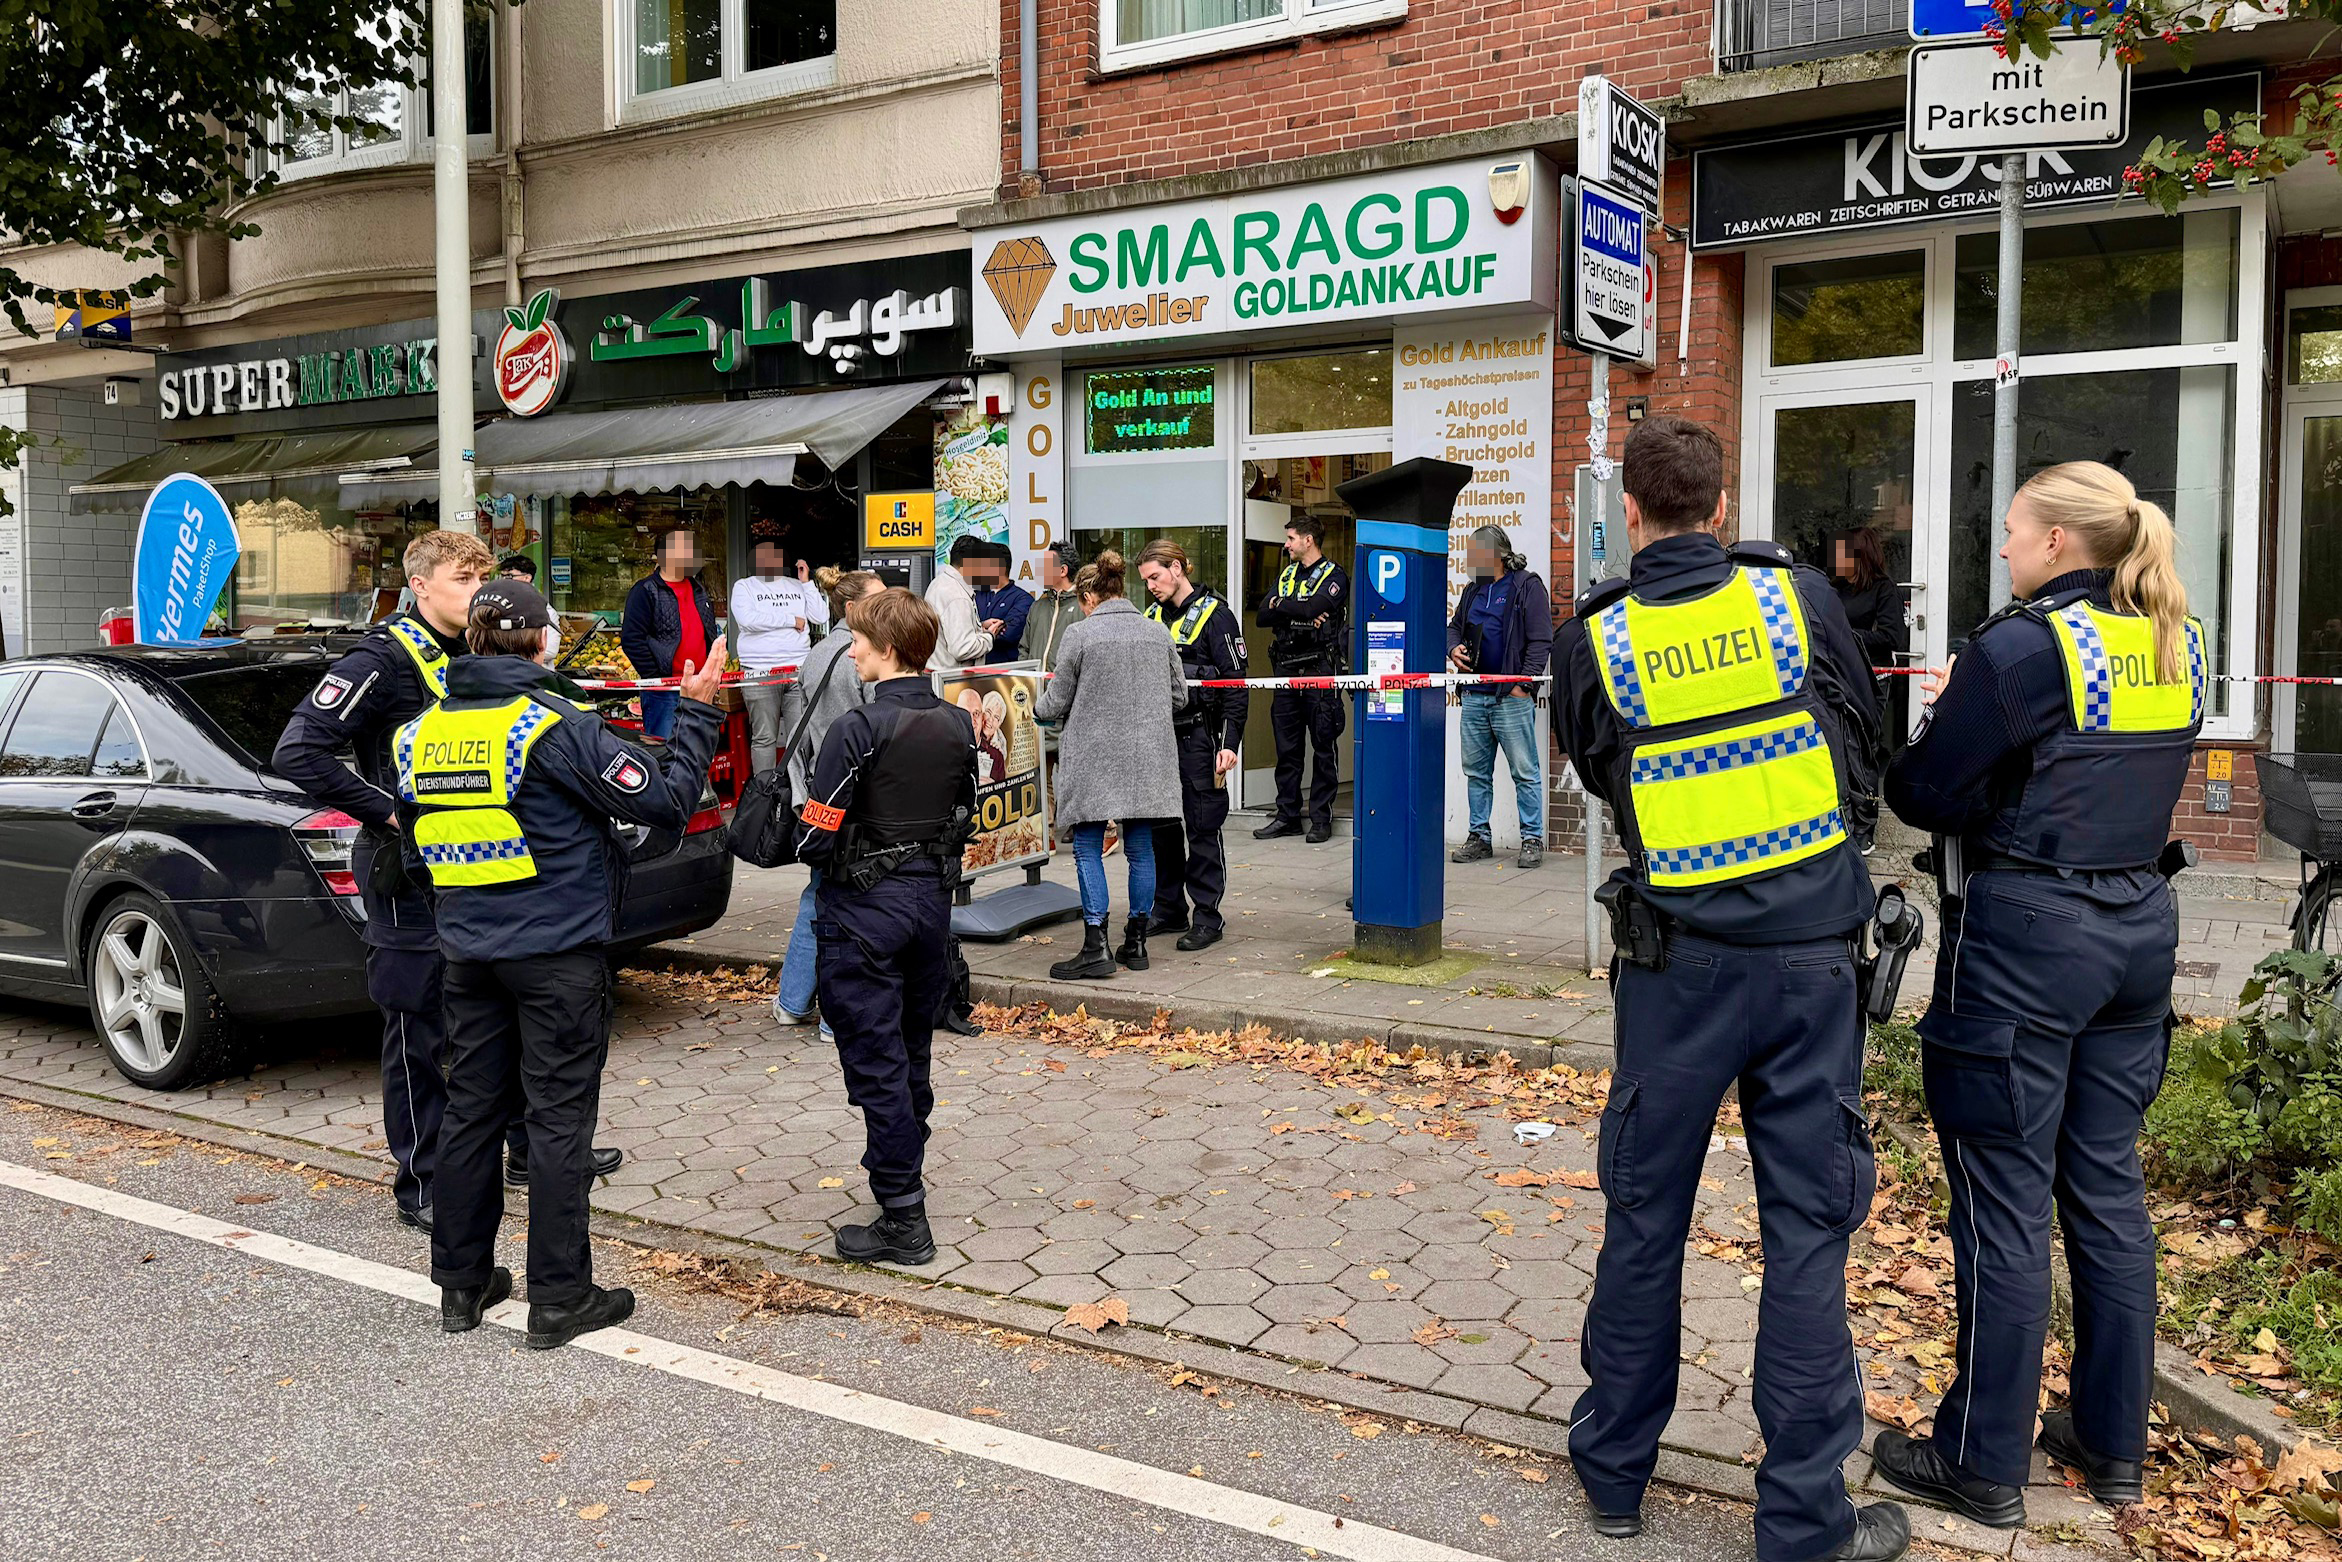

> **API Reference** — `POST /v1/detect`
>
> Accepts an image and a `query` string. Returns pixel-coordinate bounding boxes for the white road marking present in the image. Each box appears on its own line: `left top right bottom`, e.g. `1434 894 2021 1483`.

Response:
0 1158 1502 1562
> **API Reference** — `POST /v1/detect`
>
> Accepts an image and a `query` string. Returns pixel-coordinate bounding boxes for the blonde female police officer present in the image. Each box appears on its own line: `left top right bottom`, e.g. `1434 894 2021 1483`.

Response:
1870 463 2205 1524
395 580 725 1349
1554 416 1905 1562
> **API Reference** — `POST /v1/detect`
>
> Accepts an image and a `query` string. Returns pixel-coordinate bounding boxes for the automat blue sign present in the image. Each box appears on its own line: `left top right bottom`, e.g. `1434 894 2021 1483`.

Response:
133 473 241 644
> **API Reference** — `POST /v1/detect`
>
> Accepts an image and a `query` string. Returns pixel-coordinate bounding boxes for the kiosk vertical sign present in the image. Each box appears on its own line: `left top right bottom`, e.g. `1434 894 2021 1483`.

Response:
133 474 240 644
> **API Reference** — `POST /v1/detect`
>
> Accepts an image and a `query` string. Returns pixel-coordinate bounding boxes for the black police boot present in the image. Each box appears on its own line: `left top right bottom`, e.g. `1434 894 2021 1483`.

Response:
1147 907 1189 936
1115 916 1150 972
1305 821 1333 844
2037 1409 2145 1507
525 1285 636 1350
507 1145 624 1187
1252 818 1303 840
1176 923 1223 953
835 1206 936 1266
396 1202 434 1234
1827 1503 1912 1561
1871 1430 2026 1528
440 1266 512 1333
1589 1509 1642 1538
1050 922 1118 980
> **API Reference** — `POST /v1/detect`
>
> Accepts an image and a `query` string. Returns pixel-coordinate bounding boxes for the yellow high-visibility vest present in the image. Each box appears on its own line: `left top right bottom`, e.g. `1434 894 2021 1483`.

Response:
1146 594 1221 646
391 697 564 887
1591 567 1848 889
2045 601 2207 734
383 615 451 699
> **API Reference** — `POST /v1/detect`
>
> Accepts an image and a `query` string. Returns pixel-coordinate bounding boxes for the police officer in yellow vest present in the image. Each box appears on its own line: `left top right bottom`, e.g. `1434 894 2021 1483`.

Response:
1868 463 2206 1525
1554 417 1906 1562
395 580 726 1349
1138 538 1247 952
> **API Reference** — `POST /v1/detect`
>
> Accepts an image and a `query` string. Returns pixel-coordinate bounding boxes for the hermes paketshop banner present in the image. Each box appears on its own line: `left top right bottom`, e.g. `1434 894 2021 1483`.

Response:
934 665 1051 880
970 156 1559 356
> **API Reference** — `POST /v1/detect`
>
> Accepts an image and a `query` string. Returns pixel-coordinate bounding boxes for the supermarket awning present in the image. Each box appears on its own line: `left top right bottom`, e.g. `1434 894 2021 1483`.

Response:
70 425 437 515
347 379 950 503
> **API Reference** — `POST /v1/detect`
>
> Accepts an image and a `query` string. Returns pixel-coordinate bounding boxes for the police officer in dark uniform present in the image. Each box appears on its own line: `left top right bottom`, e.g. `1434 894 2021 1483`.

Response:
1137 539 1247 952
274 535 622 1234
1870 462 2205 1523
794 587 978 1267
1252 516 1349 844
1553 417 1906 1562
396 581 725 1348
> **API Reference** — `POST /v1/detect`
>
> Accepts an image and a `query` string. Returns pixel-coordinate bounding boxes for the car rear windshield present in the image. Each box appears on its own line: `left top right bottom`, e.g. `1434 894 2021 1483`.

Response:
170 664 324 771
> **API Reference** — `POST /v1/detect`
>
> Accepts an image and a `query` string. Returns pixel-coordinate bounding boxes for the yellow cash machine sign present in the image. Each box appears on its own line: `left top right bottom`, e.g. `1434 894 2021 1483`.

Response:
392 697 563 887
1591 567 1847 888
863 492 936 551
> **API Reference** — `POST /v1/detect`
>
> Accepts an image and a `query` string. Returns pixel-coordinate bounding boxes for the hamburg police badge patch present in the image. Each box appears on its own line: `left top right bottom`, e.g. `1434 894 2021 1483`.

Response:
602 753 649 793
312 674 353 710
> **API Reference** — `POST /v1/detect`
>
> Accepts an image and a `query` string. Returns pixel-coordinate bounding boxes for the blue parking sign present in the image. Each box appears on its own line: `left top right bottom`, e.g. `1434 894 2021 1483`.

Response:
1909 0 1996 36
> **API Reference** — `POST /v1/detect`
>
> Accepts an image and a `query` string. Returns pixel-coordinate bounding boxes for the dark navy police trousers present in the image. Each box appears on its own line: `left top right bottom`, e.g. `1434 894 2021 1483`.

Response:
1571 931 1873 1562
1920 869 2174 1487
816 863 953 1210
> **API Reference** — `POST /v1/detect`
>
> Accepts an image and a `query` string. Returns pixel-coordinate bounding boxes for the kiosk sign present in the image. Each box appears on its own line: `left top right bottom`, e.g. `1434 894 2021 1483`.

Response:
1577 76 1665 213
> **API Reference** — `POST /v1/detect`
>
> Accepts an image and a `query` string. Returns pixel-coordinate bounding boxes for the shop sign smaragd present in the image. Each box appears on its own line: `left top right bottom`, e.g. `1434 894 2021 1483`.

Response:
970 157 1558 356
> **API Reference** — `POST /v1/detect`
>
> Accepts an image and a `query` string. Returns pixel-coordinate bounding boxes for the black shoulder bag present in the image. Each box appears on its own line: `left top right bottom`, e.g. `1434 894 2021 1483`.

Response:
727 655 850 870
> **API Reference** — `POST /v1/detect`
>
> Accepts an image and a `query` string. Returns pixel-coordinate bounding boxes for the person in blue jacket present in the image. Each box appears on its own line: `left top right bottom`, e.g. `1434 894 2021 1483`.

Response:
1871 462 2206 1525
1447 527 1555 870
620 527 723 739
395 579 725 1350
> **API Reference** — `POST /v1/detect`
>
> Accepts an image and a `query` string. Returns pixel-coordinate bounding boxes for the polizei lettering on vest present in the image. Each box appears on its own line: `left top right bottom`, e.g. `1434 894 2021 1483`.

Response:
2107 650 2162 688
1644 628 1762 682
420 736 493 767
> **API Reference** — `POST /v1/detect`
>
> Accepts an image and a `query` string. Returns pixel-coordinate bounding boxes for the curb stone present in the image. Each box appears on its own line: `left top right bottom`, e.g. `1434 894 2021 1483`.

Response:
639 945 1619 1076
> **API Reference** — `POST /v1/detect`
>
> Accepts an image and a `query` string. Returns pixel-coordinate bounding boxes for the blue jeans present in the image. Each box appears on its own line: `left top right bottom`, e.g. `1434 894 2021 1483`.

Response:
779 869 821 1017
640 689 678 738
1072 822 1156 927
1461 689 1543 839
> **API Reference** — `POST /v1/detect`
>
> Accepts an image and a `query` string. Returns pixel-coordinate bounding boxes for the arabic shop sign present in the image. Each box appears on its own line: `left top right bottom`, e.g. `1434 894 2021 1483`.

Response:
1689 72 2257 249
515 251 974 408
969 156 1559 356
160 331 437 424
1083 365 1217 455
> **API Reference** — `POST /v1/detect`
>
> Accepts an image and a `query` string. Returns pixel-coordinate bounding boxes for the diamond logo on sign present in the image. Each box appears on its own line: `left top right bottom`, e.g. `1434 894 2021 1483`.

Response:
981 237 1057 338
1569 184 1652 362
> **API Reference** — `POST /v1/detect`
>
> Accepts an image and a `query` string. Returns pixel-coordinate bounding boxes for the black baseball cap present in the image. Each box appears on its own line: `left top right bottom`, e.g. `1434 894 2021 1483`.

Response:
470 579 556 631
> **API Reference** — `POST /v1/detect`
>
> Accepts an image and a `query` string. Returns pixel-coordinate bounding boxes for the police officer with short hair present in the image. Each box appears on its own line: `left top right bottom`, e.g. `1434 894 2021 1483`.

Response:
396 580 725 1348
1554 415 1906 1562
1138 539 1246 951
794 587 978 1267
1252 517 1348 844
1869 462 2205 1524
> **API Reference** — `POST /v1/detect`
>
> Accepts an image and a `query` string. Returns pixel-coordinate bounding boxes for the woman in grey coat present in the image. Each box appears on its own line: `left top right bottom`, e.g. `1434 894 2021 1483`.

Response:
1035 550 1186 980
774 568 886 1033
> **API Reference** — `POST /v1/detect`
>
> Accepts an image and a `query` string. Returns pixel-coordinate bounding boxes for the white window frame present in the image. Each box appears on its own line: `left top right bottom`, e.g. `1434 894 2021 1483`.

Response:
2272 284 2342 752
1738 188 2266 742
1098 0 1407 76
613 0 838 127
268 28 496 182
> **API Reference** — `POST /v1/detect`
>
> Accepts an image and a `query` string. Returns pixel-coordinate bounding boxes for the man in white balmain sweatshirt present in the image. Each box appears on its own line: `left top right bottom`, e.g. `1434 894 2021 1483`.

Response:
730 537 830 774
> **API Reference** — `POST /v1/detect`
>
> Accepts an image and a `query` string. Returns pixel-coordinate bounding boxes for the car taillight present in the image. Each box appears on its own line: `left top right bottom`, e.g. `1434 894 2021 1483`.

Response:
685 804 725 835
293 808 363 896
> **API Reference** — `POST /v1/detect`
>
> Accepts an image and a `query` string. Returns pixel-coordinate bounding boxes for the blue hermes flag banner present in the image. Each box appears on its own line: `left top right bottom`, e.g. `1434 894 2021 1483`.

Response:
134 473 241 645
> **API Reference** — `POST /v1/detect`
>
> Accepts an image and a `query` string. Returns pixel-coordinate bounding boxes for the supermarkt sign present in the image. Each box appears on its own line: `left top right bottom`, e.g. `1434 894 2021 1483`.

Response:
971 157 1558 356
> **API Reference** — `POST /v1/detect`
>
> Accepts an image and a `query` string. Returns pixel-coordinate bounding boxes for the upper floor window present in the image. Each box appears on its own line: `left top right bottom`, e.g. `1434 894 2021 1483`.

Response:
1101 0 1406 74
273 14 493 181
622 0 837 123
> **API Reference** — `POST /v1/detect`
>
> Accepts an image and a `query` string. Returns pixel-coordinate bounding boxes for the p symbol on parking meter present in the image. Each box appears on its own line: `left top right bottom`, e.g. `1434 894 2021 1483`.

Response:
1372 550 1407 604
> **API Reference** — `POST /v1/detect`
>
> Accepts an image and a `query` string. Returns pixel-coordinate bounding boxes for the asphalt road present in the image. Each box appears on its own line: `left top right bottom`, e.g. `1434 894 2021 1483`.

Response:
0 1098 1775 1562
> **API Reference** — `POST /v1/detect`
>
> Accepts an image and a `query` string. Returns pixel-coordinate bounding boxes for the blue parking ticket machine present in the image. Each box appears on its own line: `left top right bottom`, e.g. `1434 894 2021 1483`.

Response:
1337 458 1473 967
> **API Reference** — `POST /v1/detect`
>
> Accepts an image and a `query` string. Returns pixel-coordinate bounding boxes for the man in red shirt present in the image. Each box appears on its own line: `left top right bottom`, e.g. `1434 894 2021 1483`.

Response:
621 528 725 739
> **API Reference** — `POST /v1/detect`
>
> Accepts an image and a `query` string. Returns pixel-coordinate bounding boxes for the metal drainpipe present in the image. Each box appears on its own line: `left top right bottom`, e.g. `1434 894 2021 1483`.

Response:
1019 0 1039 184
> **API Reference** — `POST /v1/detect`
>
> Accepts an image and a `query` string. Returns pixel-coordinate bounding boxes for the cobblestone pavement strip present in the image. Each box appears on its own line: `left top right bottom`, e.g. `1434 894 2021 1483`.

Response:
0 985 2122 1550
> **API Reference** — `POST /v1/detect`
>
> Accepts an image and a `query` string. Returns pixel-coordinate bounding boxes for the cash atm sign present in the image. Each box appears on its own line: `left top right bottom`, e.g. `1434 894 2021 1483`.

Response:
864 492 936 549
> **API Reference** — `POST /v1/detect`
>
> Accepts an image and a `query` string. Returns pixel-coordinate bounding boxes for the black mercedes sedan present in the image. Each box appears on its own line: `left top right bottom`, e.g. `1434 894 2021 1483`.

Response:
0 642 733 1090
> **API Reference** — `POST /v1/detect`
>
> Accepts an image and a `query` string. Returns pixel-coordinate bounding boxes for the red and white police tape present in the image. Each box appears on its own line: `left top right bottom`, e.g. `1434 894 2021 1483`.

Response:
570 666 2342 693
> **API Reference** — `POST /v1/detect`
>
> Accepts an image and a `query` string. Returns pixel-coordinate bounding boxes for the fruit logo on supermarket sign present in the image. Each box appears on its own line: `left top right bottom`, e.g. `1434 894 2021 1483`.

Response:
495 288 570 417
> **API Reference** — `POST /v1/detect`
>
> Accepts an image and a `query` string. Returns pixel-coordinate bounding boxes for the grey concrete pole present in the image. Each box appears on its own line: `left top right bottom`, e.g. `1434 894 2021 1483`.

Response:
433 0 477 534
